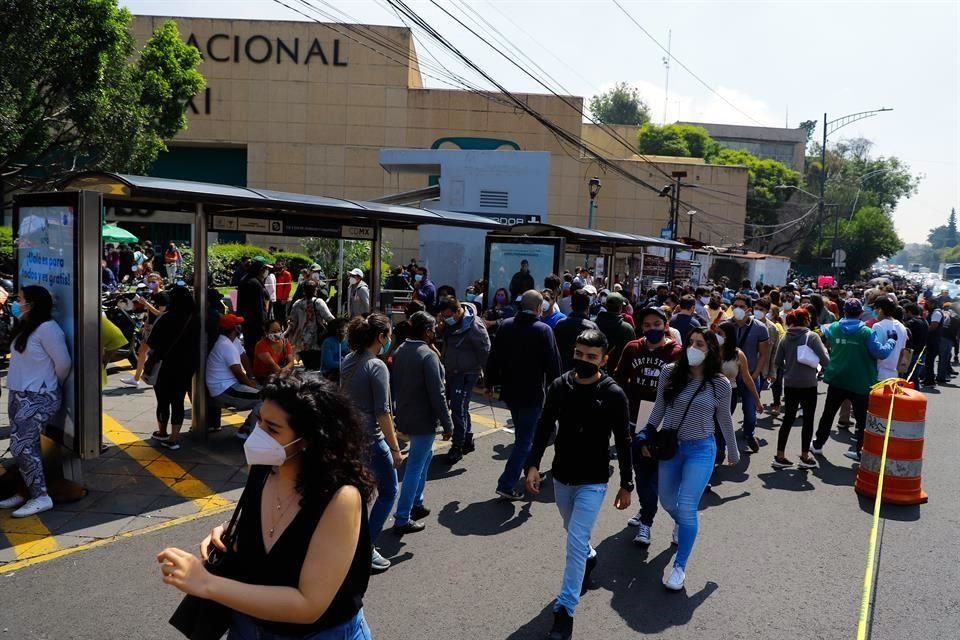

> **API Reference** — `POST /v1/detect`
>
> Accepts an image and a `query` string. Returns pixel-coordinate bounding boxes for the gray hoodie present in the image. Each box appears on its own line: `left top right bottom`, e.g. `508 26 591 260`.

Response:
391 340 454 436
773 327 830 388
439 302 491 379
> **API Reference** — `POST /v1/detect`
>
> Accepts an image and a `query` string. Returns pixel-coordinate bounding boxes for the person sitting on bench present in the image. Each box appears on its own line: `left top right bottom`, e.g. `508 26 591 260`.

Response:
206 314 262 439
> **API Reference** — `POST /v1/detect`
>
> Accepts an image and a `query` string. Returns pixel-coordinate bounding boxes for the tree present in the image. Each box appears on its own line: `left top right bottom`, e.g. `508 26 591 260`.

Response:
588 83 651 126
637 123 719 158
926 209 958 250
708 148 801 226
949 208 958 246
798 119 817 143
299 238 393 280
0 0 205 195
838 206 903 276
890 243 940 270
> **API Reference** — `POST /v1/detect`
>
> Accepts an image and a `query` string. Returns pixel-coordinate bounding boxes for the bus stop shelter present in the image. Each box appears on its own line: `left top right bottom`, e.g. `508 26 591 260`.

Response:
506 222 690 282
59 171 506 442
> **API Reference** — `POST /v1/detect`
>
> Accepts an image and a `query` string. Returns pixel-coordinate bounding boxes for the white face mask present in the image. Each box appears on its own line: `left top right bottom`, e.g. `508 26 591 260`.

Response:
754 310 766 321
716 334 726 347
783 302 794 311
700 296 711 305
686 346 707 367
243 426 302 467
542 300 552 314
732 307 747 320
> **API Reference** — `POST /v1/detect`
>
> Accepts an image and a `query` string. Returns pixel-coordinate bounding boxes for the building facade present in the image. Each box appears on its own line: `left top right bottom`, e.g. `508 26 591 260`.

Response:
129 16 748 267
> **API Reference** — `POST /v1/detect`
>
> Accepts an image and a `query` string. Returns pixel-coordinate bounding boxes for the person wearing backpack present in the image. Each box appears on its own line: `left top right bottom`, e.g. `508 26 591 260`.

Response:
771 308 829 469
286 280 334 370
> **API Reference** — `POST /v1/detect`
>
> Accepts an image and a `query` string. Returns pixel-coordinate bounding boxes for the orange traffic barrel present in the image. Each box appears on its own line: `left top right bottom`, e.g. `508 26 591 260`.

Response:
855 381 928 505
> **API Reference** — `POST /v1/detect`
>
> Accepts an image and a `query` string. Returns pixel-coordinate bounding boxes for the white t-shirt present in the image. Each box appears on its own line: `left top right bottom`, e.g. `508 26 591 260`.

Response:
206 335 243 397
873 318 907 381
264 273 277 303
668 326 682 344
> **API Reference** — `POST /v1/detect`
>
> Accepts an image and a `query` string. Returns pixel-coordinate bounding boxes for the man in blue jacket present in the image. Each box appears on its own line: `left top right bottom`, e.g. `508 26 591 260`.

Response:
486 290 562 500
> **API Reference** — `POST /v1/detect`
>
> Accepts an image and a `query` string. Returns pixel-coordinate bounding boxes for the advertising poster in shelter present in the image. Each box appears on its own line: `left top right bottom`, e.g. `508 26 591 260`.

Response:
484 236 563 307
16 206 77 448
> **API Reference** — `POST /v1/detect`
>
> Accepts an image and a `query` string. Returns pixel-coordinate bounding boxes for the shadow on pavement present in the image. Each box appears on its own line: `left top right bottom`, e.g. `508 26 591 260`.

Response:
856 494 922 522
811 455 856 487
491 442 512 461
756 468 815 492
437 498 532 536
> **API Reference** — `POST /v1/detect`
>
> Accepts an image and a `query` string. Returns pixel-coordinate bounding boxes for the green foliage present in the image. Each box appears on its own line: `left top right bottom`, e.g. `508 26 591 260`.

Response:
206 244 271 286
637 123 718 158
709 148 801 226
299 238 392 279
798 120 817 143
270 251 313 275
0 226 12 275
929 208 960 249
588 83 651 126
838 206 903 276
890 243 940 271
0 1 204 193
937 245 960 263
178 246 194 281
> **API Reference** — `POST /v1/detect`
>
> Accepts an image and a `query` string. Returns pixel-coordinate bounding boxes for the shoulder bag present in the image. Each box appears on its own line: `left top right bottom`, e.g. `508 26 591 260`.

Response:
650 378 707 461
142 314 193 386
168 467 266 640
796 333 820 369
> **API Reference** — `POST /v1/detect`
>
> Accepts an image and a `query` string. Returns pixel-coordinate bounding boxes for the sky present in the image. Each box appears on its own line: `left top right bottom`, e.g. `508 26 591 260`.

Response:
125 0 960 244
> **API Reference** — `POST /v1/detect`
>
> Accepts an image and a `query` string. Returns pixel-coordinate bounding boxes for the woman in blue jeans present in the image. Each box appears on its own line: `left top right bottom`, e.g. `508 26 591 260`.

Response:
341 314 403 574
640 328 740 590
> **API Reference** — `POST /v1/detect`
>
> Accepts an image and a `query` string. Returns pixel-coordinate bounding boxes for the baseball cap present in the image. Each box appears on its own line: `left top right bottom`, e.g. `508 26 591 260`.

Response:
637 306 668 324
606 292 625 312
252 256 269 265
310 263 323 272
843 298 863 314
218 313 245 331
349 268 364 278
583 284 598 296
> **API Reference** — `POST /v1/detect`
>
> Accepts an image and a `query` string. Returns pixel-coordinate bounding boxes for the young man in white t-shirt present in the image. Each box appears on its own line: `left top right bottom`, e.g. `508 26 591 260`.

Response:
872 297 908 381
206 314 262 439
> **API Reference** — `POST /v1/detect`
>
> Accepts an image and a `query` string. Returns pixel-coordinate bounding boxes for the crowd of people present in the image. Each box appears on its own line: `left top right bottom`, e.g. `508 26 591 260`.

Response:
150 255 957 640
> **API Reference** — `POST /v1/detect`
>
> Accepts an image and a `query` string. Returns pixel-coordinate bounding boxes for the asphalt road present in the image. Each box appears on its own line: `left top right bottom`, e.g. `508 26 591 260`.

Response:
1 383 957 640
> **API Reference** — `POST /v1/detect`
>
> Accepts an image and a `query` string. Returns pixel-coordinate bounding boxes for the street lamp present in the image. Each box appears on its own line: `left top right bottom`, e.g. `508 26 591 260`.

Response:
587 177 602 229
819 108 893 279
687 210 697 239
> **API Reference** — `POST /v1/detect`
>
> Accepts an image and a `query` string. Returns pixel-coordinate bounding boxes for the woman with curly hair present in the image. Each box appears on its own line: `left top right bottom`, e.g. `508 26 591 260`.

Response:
157 369 376 639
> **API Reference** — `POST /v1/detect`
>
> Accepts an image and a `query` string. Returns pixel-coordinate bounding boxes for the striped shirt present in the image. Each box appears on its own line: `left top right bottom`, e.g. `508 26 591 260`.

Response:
647 364 740 464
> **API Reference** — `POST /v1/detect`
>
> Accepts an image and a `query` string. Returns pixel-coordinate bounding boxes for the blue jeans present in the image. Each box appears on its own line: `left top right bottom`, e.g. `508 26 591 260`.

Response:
736 375 760 437
659 436 717 569
447 372 479 448
394 433 434 525
228 610 371 639
367 439 398 543
631 436 659 526
553 480 606 617
497 404 542 493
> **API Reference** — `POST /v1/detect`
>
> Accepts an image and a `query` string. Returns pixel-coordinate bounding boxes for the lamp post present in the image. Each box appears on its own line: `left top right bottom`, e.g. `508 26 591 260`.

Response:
587 176 602 229
687 210 697 240
819 108 893 280
849 168 892 219
665 170 686 286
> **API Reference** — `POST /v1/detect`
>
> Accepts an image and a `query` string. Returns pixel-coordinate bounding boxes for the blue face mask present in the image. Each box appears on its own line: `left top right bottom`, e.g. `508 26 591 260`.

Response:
465 293 476 302
10 301 21 318
643 328 665 344
414 274 423 283
379 338 392 355
444 316 458 326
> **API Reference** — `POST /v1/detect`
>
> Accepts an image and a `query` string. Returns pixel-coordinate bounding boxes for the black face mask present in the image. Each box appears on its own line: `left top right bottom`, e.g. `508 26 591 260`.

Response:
572 358 600 379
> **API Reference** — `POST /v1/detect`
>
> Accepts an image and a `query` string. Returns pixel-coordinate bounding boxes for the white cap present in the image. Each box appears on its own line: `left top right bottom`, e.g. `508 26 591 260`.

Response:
349 268 363 278
583 284 598 296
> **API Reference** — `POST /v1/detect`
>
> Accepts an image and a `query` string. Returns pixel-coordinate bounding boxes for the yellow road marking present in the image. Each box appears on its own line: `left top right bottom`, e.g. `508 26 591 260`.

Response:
0 503 233 574
0 510 60 560
102 414 231 511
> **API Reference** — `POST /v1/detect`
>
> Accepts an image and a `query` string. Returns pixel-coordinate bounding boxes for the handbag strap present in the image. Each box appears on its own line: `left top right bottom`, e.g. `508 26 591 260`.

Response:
222 466 269 546
669 378 708 431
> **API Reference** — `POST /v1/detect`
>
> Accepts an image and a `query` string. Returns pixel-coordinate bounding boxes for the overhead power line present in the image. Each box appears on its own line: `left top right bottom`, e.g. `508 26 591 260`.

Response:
610 0 767 127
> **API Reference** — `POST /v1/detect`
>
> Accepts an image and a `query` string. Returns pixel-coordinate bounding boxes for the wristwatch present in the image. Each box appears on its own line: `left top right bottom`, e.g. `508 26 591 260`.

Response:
621 481 635 492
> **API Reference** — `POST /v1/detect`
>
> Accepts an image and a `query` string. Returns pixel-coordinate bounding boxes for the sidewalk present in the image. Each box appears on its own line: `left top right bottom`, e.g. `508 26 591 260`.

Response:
0 366 513 568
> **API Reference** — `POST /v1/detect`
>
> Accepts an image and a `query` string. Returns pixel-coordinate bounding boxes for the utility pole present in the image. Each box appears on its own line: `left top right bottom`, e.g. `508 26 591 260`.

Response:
662 30 671 124
666 170 686 286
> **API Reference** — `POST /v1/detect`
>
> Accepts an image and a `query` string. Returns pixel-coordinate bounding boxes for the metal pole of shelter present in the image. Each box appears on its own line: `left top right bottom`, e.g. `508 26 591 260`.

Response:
371 222 382 311
337 239 345 317
820 112 828 279
192 202 209 441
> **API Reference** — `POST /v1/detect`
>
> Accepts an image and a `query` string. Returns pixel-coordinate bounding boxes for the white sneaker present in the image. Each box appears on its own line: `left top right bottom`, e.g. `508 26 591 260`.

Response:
664 566 686 591
120 375 141 388
0 494 26 510
672 523 679 545
633 523 652 545
627 510 643 527
809 442 824 455
12 495 53 518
